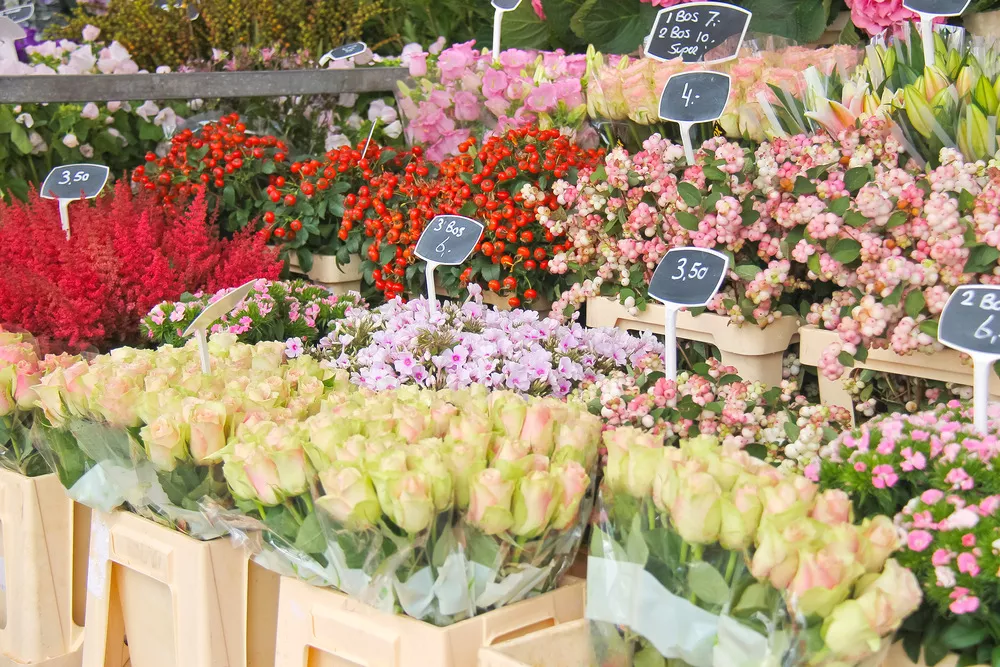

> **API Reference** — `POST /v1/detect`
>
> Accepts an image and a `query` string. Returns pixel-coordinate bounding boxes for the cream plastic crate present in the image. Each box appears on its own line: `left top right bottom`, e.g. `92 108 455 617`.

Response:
0 470 86 667
274 576 585 667
82 510 279 667
586 296 799 386
478 619 595 667
799 326 1000 425
288 254 363 295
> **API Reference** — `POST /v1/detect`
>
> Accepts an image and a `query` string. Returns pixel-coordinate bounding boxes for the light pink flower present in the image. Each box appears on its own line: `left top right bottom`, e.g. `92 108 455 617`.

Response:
907 530 933 552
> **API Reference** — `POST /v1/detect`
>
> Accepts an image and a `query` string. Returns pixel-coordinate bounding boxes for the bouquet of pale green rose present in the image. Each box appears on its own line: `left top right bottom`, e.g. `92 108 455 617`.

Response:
30 334 338 538
586 430 923 667
217 385 601 625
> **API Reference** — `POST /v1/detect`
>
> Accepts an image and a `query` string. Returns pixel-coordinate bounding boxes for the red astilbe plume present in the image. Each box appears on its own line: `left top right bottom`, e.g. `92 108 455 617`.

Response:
0 180 284 352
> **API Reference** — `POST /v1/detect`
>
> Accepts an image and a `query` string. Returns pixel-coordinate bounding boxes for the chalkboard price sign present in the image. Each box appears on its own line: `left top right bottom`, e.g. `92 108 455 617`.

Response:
492 0 522 9
40 164 110 201
939 285 1000 356
902 0 970 16
415 215 484 266
659 71 731 124
320 42 368 65
0 2 33 23
646 2 751 64
648 247 729 308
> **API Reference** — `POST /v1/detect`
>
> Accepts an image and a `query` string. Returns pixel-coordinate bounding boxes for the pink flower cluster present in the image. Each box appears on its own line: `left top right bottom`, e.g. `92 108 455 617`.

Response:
395 42 592 161
820 401 1000 626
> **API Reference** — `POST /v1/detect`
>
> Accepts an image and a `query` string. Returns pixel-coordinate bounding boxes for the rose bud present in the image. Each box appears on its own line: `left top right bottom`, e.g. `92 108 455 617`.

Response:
467 468 516 535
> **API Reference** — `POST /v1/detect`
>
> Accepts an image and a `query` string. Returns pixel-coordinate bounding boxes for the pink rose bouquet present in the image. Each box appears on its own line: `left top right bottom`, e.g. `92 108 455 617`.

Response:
219 384 602 624
395 42 593 161
818 400 1000 664
590 431 921 666
32 336 336 537
0 329 79 476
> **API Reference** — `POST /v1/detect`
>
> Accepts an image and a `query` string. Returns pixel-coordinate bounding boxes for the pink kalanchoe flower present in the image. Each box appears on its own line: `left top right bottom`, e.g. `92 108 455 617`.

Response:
949 588 981 614
872 464 899 489
530 0 545 20
957 552 980 577
931 548 952 566
907 530 934 552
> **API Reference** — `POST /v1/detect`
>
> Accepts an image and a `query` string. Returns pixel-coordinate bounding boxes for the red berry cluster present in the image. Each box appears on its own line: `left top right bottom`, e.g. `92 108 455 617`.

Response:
131 114 288 230
349 126 602 305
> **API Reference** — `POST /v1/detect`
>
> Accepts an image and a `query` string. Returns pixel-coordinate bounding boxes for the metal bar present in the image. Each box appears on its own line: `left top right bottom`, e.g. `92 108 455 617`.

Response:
0 67 409 103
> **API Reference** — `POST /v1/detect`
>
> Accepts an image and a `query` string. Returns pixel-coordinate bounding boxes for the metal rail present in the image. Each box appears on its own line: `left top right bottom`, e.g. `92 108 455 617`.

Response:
0 66 409 103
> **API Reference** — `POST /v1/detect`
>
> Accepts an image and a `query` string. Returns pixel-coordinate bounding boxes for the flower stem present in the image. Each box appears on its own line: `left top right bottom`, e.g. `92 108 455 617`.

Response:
724 551 738 585
284 499 303 524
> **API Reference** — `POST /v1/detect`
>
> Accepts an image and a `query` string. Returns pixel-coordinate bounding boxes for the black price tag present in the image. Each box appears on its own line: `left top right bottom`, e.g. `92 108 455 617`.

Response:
321 42 368 64
41 164 110 201
648 248 728 308
659 71 731 124
415 215 484 266
939 286 1000 356
492 0 522 9
0 2 33 24
646 2 751 64
902 0 970 15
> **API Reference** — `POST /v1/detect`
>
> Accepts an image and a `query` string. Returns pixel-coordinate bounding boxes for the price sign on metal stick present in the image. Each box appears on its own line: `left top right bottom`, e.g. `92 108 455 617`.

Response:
659 71 731 166
0 1 33 23
938 285 1000 433
902 0 970 68
491 0 522 64
648 248 729 382
0 16 24 62
319 42 368 66
40 164 110 239
414 215 484 317
645 2 751 64
182 280 258 374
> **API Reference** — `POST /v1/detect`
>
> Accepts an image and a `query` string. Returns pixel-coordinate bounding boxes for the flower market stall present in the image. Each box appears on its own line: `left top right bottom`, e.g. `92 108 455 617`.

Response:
2 1 1000 666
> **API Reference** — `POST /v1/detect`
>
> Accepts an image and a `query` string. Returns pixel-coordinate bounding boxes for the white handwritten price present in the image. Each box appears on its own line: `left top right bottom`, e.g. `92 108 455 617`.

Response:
660 8 721 24
681 82 701 107
58 170 91 186
671 257 711 281
432 217 465 253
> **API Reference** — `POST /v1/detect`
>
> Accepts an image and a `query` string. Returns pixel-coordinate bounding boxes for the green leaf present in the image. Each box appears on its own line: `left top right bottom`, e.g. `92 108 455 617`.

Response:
855 345 868 363
9 125 31 155
687 561 730 606
501 1 551 49
138 120 161 141
808 252 822 275
844 210 868 228
571 0 657 54
828 196 850 216
919 319 939 337
293 511 326 555
676 211 701 231
733 582 772 613
792 176 816 194
625 514 649 565
733 264 760 282
941 619 988 650
784 421 801 441
844 167 870 192
883 283 904 307
296 247 314 273
904 289 926 318
831 239 862 264
677 182 702 208
223 185 236 209
742 0 830 43
965 244 1000 274
838 351 855 367
886 210 909 229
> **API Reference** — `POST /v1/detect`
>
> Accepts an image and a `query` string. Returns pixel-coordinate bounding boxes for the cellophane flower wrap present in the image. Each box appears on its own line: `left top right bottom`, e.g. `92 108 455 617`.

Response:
30 335 334 539
818 400 1000 665
221 384 601 625
0 329 80 476
142 279 361 350
587 430 922 667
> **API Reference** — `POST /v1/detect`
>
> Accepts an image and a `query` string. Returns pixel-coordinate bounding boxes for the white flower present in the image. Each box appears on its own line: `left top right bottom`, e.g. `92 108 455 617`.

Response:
154 108 179 137
135 100 160 122
29 132 47 155
935 566 956 588
346 113 363 130
106 128 127 147
62 133 79 149
80 103 100 120
211 49 228 62
15 113 33 129
383 120 403 139
367 99 398 124
80 144 94 158
285 338 304 358
338 93 358 108
107 101 122 113
97 42 138 74
156 65 171 74
82 25 101 42
429 37 446 55
189 98 204 111
324 132 350 151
